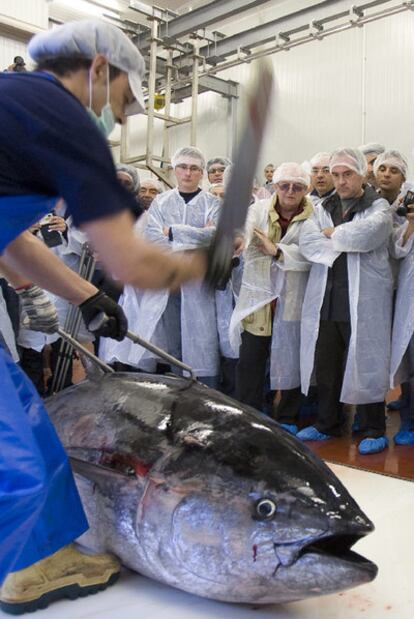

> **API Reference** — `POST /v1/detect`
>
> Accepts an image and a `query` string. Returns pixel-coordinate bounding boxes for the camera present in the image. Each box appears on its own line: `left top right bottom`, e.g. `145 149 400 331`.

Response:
396 190 414 217
12 56 26 72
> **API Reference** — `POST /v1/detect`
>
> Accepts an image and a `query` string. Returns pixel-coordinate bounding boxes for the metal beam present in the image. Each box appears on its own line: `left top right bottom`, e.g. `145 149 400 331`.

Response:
134 0 271 48
175 0 395 64
170 75 239 102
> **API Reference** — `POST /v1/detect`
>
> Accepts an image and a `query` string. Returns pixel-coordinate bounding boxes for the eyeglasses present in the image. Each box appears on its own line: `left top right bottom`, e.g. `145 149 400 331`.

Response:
208 167 226 174
277 182 306 193
176 164 202 173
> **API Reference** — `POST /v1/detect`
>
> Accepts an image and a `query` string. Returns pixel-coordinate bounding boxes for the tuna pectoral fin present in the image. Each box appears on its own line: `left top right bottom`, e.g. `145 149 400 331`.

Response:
70 456 132 483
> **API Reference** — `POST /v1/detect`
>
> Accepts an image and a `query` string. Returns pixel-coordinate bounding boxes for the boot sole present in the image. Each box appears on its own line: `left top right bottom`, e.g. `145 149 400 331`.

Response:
0 571 119 615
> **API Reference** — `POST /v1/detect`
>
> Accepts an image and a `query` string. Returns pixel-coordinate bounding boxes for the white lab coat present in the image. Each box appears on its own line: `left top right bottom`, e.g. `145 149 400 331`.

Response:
389 221 414 387
101 188 221 377
229 197 313 390
0 286 19 362
299 195 393 404
18 219 92 352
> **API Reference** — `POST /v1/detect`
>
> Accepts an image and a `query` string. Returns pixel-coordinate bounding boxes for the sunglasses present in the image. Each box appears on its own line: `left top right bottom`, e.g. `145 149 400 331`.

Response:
277 182 306 193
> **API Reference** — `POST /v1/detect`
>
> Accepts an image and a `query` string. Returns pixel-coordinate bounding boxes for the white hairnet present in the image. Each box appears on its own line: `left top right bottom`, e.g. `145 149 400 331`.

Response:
171 146 205 170
28 20 145 115
373 150 408 179
329 148 367 176
310 152 331 168
140 178 164 193
116 163 140 192
206 157 232 172
273 162 310 187
358 142 385 157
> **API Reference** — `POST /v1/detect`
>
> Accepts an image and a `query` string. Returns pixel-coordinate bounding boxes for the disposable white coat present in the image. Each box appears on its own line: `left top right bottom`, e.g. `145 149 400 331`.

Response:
0 287 19 362
229 197 312 390
102 188 221 377
18 220 92 352
299 197 393 404
389 221 414 386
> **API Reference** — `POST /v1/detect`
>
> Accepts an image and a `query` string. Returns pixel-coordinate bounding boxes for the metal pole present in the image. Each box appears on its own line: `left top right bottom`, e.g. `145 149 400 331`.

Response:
190 40 199 146
163 48 173 170
146 17 159 167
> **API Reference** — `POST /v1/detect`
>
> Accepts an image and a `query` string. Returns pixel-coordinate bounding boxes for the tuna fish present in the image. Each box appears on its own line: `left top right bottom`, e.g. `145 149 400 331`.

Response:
46 372 377 605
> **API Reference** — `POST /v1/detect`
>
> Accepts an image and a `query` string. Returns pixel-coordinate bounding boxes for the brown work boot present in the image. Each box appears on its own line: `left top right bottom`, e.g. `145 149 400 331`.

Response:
0 544 120 615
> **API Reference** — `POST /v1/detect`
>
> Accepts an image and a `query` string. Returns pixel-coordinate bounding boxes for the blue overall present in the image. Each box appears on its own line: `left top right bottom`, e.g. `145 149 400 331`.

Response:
0 194 88 583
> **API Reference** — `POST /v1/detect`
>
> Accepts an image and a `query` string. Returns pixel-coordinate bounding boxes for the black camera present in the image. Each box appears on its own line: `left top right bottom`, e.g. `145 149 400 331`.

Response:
396 190 414 217
12 56 26 72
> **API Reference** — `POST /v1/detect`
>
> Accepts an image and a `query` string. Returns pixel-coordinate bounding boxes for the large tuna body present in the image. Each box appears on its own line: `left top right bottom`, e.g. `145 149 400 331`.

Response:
46 373 377 605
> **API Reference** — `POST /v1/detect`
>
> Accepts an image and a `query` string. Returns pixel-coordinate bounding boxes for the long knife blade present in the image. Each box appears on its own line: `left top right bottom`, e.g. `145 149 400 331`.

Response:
206 58 274 287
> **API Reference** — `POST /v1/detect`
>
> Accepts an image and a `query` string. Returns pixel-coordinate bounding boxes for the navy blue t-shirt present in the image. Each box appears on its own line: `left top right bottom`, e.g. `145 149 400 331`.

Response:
0 71 138 227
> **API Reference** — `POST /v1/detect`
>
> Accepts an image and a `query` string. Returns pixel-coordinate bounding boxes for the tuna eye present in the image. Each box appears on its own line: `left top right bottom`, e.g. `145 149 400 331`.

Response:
255 498 277 520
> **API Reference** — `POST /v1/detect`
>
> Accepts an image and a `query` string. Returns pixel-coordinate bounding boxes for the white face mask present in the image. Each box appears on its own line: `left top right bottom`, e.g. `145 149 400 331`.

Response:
87 64 115 138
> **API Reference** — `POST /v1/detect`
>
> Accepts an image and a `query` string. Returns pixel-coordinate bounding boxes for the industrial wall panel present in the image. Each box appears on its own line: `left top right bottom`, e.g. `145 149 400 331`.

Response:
0 0 48 28
364 11 414 173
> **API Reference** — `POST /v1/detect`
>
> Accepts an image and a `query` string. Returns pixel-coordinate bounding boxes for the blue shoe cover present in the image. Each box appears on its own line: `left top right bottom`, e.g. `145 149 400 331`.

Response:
296 426 331 441
279 423 298 436
394 430 414 446
358 436 388 455
386 399 403 411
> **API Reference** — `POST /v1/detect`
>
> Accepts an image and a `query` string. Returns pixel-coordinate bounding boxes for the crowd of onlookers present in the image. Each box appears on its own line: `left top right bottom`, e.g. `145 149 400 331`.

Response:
2 141 414 456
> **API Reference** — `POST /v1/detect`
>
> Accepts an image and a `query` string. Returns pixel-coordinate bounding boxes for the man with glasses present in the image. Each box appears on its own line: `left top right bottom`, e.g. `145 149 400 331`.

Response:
309 152 335 207
206 157 232 185
230 163 313 426
299 148 393 455
102 147 222 387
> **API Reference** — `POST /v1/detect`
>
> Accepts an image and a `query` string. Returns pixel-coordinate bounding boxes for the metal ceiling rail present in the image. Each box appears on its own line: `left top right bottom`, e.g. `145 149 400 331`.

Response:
171 0 396 69
131 0 272 49
194 0 413 75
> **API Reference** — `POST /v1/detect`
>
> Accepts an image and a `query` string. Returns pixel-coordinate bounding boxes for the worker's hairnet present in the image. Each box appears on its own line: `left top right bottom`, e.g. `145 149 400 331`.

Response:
140 178 164 193
273 162 310 187
373 150 408 179
358 142 386 157
171 147 205 170
206 157 232 173
28 20 145 115
329 148 367 176
310 152 331 168
116 163 140 193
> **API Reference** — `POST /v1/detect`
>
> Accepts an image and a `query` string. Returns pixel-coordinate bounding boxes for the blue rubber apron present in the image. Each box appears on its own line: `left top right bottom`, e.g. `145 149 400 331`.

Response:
0 195 88 582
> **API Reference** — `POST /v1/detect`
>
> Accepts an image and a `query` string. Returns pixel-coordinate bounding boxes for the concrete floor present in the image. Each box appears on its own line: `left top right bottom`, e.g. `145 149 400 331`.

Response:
3 463 413 619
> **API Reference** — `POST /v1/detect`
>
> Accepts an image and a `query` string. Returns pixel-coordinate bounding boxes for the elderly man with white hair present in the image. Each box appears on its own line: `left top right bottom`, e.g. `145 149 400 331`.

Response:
138 178 163 211
309 152 335 207
206 156 232 185
103 146 221 385
298 148 393 455
230 162 313 426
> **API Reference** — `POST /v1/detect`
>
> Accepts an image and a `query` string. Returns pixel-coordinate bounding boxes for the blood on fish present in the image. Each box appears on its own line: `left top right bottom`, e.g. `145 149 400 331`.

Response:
99 451 152 477
252 544 258 562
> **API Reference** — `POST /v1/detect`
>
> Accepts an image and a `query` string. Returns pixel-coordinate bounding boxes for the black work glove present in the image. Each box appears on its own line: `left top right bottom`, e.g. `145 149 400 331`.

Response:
79 291 128 341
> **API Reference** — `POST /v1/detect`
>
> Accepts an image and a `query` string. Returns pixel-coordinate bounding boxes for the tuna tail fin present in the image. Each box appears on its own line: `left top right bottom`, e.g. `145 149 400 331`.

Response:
80 353 107 381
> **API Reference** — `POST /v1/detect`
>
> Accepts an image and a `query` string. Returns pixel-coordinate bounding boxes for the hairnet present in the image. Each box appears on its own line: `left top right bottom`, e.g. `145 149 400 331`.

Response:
28 20 145 115
206 157 232 172
140 178 164 193
116 163 140 192
171 147 205 170
373 150 408 179
273 162 310 187
329 148 367 176
358 142 385 157
310 152 331 168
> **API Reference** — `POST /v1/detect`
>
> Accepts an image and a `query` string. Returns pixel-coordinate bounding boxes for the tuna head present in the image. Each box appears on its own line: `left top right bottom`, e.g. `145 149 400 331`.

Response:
134 388 378 605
